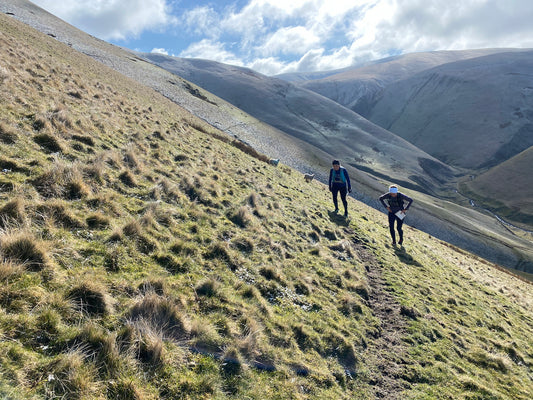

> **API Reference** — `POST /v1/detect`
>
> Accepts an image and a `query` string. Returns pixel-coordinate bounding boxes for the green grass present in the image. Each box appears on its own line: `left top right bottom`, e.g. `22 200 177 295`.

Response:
0 13 532 399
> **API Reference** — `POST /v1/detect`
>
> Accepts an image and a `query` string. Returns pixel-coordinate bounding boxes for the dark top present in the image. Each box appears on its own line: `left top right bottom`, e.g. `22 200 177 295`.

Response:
329 167 351 191
379 192 413 213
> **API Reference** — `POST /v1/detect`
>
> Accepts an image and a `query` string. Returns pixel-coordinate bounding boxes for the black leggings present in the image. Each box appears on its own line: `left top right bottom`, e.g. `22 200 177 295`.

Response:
332 186 348 211
388 212 404 242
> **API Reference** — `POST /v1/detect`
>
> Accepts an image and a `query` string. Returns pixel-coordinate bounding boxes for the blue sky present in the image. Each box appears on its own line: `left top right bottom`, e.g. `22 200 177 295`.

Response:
33 0 533 76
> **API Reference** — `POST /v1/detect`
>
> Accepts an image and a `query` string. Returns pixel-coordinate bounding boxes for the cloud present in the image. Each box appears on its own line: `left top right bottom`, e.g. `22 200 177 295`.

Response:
257 26 320 56
33 0 176 41
151 48 169 55
180 6 221 38
179 39 244 66
33 0 533 75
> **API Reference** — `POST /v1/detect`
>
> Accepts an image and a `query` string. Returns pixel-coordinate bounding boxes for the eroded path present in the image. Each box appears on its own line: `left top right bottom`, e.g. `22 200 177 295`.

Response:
351 237 410 399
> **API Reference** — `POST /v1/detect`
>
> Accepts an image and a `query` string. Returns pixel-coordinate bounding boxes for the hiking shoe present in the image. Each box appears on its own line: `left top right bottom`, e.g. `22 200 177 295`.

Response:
392 241 397 246
398 239 403 245
344 211 348 217
333 209 339 214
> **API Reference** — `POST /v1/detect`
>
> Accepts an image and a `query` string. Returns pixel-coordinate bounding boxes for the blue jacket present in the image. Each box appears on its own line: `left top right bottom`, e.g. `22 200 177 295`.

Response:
329 167 351 191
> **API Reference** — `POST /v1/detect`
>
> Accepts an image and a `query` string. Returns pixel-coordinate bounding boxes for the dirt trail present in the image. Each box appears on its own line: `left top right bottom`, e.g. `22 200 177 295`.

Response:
352 237 409 399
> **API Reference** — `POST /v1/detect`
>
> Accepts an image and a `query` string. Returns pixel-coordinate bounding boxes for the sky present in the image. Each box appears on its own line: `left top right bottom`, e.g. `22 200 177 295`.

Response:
32 0 533 76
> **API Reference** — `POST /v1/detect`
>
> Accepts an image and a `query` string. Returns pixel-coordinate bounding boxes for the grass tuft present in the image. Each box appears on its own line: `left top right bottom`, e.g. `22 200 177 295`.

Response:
0 121 17 144
228 206 252 228
0 198 25 226
195 278 220 297
129 293 189 339
67 281 113 316
0 230 50 271
34 132 63 153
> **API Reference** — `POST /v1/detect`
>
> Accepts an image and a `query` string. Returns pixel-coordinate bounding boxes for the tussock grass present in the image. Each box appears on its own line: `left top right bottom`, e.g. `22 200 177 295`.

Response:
0 121 17 144
32 158 91 199
119 169 137 187
0 229 50 271
0 259 24 282
46 350 102 399
33 132 64 153
67 281 113 316
0 198 25 226
129 293 189 339
36 200 85 229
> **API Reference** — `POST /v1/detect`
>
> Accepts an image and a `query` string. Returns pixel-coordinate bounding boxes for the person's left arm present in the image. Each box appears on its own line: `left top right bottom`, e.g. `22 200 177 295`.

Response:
343 169 352 192
402 193 413 212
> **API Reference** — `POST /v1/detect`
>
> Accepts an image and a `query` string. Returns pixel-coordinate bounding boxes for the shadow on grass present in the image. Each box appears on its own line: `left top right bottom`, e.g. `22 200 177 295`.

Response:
394 246 424 268
327 210 350 227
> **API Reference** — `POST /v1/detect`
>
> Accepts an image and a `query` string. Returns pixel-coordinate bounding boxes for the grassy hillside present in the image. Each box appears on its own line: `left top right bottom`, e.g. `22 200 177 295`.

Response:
1 13 533 400
461 146 533 228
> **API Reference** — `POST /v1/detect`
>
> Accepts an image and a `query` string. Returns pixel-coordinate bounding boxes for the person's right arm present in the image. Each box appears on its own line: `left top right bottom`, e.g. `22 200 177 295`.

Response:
379 194 392 213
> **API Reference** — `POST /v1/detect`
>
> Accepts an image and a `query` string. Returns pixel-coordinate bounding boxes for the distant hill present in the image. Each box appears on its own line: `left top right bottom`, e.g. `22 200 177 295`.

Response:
141 54 454 194
1 10 533 400
292 50 508 114
365 51 533 169
461 146 533 228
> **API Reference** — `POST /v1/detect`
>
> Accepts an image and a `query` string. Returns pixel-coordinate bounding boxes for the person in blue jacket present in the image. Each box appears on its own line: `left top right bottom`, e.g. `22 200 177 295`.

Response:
379 184 413 245
328 160 351 217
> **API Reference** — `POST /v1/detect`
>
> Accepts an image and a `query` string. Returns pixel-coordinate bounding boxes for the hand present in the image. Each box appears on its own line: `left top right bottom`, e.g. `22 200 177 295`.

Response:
387 207 392 213
348 188 352 193
401 209 406 214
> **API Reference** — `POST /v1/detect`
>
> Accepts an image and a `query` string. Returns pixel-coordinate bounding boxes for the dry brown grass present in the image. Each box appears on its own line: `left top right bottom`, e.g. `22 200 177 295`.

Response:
0 229 51 271
129 293 189 340
0 259 24 282
32 158 91 199
0 121 18 144
33 132 64 153
228 206 253 228
36 200 85 229
67 280 113 316
0 198 25 226
45 349 102 399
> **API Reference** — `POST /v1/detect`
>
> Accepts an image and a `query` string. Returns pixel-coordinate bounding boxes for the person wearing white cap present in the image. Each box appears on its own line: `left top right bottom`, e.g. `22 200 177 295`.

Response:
379 184 413 245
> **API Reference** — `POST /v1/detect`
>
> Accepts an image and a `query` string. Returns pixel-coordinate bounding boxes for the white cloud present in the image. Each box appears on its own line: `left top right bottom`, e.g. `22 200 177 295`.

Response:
151 48 169 55
180 6 221 38
257 26 320 56
32 0 533 75
32 0 176 41
179 39 244 66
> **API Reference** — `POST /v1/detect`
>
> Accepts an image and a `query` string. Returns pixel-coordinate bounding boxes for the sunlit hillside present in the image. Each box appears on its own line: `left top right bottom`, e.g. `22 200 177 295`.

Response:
1 12 532 400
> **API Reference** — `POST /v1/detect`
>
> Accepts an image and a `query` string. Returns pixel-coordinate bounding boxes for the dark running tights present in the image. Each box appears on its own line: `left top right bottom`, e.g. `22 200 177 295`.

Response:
332 186 348 211
388 212 404 242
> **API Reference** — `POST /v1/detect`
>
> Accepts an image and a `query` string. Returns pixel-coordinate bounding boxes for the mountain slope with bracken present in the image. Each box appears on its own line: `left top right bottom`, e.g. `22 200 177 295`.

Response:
1 9 533 400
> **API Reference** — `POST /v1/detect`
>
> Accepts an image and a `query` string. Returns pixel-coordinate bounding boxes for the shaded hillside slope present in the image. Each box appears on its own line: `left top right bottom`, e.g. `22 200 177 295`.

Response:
461 146 533 228
141 54 455 195
366 51 533 170
291 49 510 115
364 51 533 228
1 11 533 400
